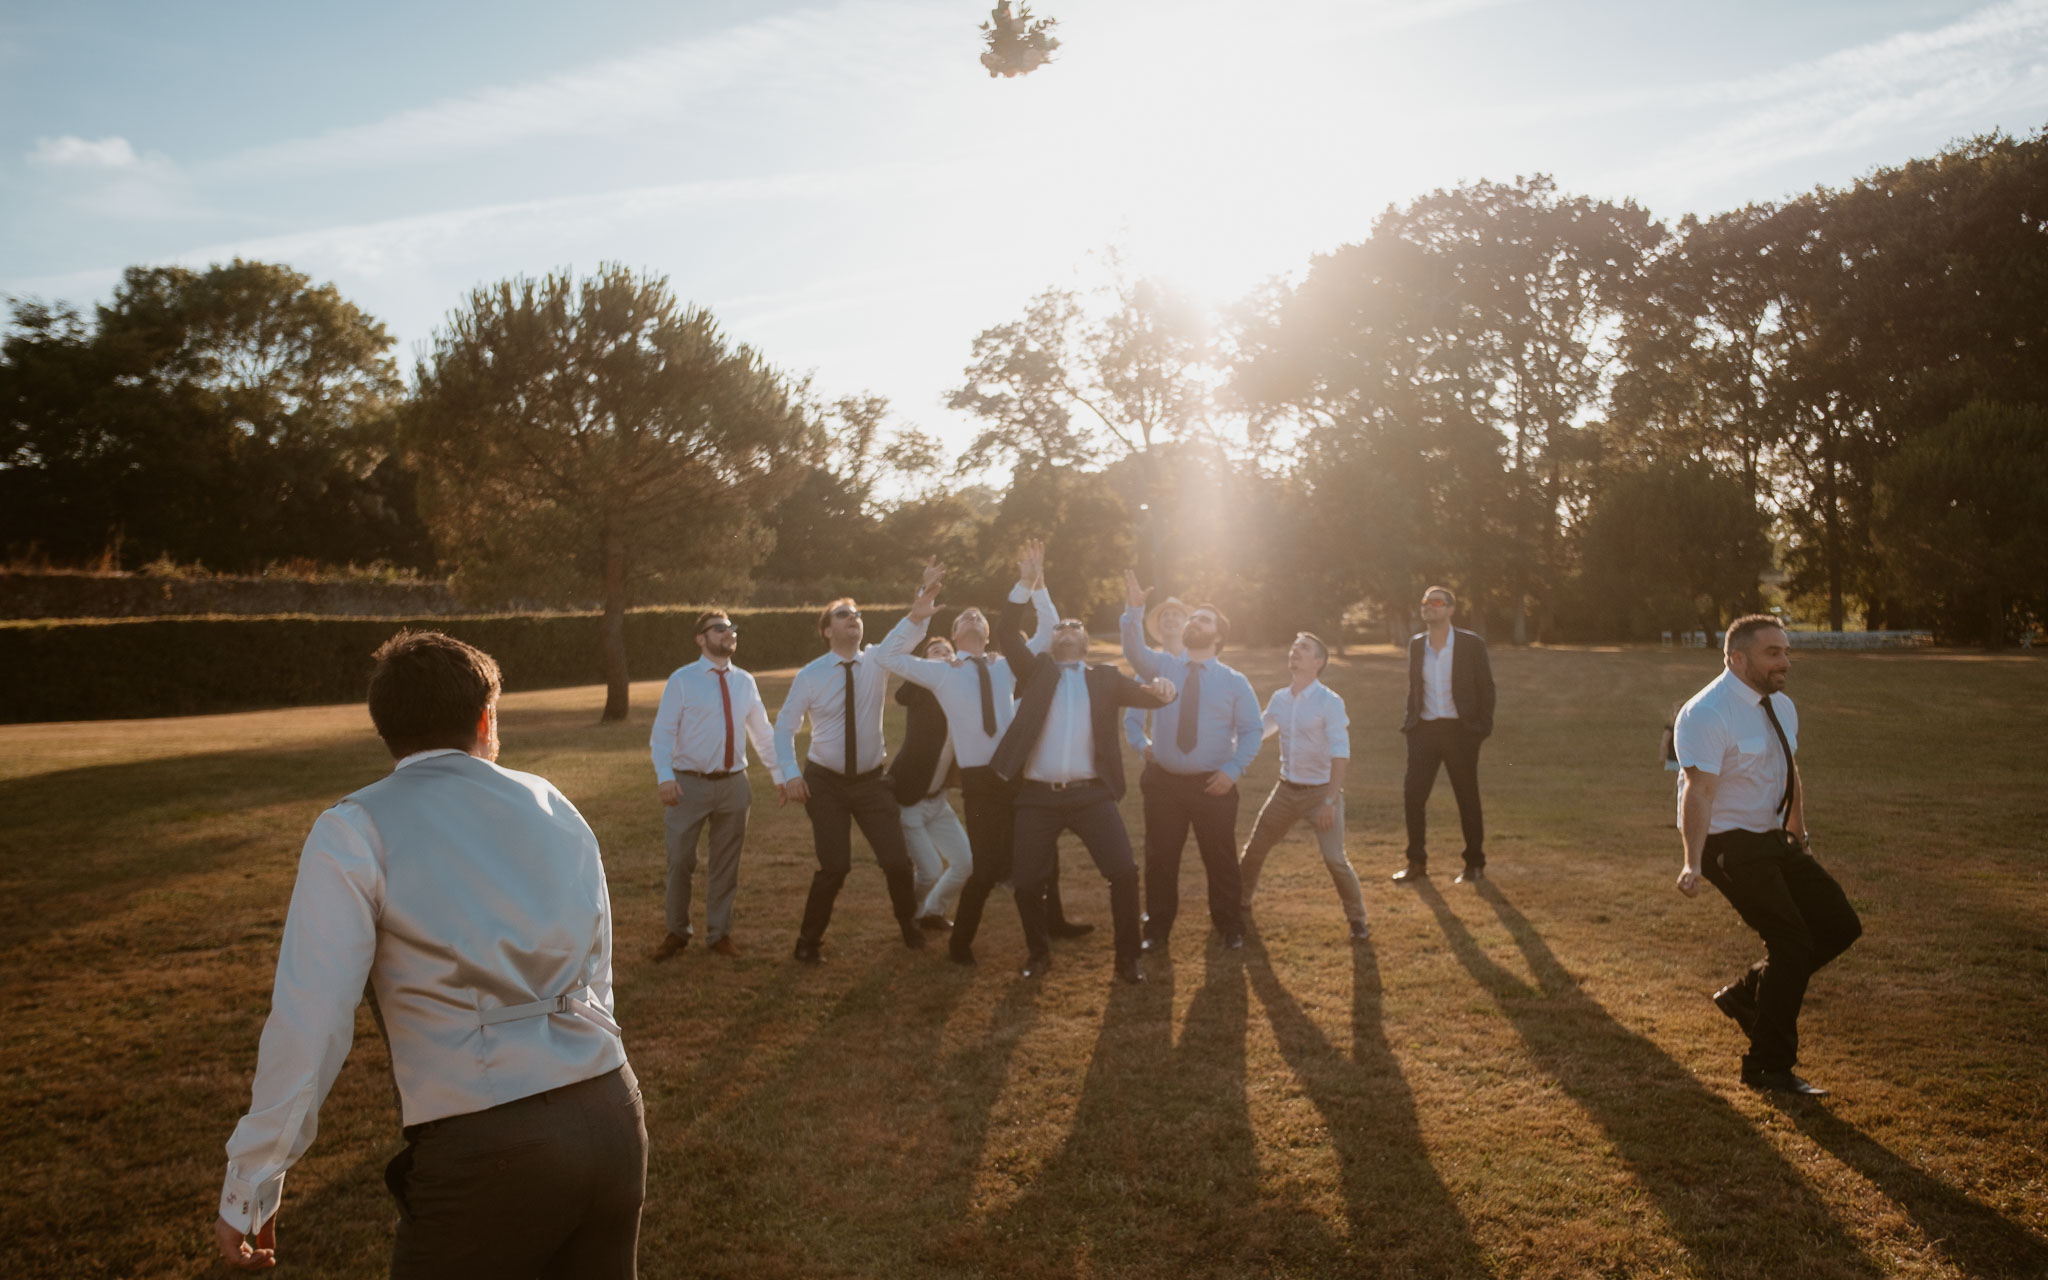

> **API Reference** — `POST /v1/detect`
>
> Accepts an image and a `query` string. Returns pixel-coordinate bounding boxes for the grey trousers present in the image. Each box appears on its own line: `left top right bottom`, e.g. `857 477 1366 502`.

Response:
1238 782 1367 923
386 1064 647 1279
664 772 752 942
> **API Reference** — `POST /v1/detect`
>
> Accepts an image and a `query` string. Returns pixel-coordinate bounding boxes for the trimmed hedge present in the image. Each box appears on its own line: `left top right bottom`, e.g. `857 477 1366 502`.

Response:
0 605 908 723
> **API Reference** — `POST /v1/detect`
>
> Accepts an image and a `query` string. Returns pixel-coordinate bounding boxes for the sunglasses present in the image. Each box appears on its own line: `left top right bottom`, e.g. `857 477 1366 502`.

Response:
1053 620 1087 631
699 621 737 635
831 608 861 621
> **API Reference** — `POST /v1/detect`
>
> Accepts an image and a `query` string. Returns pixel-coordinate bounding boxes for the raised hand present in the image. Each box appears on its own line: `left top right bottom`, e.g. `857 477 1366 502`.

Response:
1016 540 1043 589
1123 569 1152 612
1027 538 1046 590
910 557 945 622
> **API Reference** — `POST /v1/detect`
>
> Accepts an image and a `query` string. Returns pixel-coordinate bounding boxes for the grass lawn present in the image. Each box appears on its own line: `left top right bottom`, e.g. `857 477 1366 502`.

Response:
2 643 2044 1279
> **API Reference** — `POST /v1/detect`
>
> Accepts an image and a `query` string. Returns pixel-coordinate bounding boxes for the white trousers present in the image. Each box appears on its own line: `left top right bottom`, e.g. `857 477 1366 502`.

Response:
899 793 973 920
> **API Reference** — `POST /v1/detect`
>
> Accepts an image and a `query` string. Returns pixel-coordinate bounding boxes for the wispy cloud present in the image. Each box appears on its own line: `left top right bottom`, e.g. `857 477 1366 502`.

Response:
29 135 142 168
1616 0 2048 200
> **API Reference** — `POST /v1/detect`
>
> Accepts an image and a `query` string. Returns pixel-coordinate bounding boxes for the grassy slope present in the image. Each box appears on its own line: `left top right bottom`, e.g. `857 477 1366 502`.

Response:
1 645 2043 1279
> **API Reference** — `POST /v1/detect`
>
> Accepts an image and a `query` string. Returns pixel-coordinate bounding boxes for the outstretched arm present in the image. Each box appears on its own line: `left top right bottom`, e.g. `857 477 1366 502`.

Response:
1119 569 1167 680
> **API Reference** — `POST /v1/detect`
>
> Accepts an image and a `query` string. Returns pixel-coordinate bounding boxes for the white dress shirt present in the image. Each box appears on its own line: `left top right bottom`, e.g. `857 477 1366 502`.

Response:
1025 663 1097 783
1673 667 1801 833
1262 679 1351 786
649 656 779 783
873 583 1056 769
775 646 892 777
1420 628 1458 720
219 749 623 1233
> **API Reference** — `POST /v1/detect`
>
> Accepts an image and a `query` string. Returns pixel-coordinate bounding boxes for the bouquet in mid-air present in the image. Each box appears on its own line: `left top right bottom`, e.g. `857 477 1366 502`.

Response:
980 1 1059 77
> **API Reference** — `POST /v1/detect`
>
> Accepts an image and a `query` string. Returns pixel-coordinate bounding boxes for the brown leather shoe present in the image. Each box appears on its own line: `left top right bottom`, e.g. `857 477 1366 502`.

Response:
651 931 690 962
709 936 741 957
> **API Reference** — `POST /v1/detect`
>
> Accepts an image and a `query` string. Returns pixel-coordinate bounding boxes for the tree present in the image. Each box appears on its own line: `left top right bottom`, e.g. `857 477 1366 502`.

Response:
1874 402 2048 646
1574 460 1772 640
0 260 420 570
408 265 809 721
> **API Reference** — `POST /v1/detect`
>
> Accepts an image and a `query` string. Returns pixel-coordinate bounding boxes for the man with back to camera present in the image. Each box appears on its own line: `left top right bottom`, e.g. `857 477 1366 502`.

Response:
874 547 1095 965
775 597 925 963
1395 585 1496 885
993 545 1179 982
1674 615 1861 1096
213 630 644 1276
1237 631 1370 942
1120 570 1264 954
649 608 780 961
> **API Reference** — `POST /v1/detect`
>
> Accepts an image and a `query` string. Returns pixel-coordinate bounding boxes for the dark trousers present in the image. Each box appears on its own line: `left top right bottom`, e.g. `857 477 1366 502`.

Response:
1701 829 1862 1073
1012 780 1142 962
1403 719 1485 869
386 1064 646 1279
799 763 917 942
952 766 1070 954
1140 763 1243 942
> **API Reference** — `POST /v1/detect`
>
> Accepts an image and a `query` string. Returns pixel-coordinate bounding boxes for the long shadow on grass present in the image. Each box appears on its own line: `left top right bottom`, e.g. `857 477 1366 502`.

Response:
1778 1104 2048 1279
1422 881 1883 1280
1245 934 1493 1278
0 742 389 954
639 948 981 1279
973 953 1285 1279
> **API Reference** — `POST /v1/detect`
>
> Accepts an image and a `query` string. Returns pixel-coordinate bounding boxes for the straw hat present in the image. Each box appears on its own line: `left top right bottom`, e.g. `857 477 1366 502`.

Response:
1145 595 1191 645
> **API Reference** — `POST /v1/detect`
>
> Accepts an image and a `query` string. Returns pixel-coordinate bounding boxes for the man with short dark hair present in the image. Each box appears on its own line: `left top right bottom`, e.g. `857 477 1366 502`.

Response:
1674 615 1861 1096
1238 632 1369 940
649 609 779 961
1121 571 1264 953
1395 585 1496 885
775 598 924 963
996 549 1178 983
214 630 644 1276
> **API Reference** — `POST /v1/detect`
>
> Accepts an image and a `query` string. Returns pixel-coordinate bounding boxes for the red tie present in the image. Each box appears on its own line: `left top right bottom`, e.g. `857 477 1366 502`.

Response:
715 668 735 771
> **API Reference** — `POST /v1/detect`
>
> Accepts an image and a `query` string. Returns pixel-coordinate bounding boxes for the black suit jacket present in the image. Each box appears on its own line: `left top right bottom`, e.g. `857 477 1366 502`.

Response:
990 598 1168 799
1401 627 1496 738
886 681 949 806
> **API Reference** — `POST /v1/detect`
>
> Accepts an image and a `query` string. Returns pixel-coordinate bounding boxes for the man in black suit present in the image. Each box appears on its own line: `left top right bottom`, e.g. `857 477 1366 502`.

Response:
1396 584 1497 885
992 542 1177 983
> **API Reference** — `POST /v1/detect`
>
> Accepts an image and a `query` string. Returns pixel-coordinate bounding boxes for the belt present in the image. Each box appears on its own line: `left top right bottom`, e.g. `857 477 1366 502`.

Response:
807 762 887 782
1025 777 1103 792
680 769 741 780
1280 778 1327 790
478 987 622 1038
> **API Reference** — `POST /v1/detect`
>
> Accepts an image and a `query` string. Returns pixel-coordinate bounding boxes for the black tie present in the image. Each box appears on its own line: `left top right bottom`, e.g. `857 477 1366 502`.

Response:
969 656 997 736
841 660 859 776
1177 661 1202 753
1760 694 1796 823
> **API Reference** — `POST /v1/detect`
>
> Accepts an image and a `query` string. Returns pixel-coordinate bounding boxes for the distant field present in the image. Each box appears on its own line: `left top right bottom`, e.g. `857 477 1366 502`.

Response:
2 644 2044 1279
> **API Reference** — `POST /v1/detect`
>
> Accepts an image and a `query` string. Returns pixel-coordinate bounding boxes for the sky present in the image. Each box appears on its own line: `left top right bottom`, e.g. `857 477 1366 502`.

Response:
4 0 2047 455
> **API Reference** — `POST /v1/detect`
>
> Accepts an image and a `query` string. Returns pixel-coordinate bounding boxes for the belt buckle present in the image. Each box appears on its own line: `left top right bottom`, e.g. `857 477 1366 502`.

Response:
1048 779 1074 792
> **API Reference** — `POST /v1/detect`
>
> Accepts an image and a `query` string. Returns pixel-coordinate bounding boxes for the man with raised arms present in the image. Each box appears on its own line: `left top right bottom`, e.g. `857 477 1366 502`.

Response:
992 545 1178 982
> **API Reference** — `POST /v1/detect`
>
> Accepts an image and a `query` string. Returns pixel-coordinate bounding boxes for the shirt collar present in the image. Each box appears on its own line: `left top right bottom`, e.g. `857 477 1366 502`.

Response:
394 747 469 772
1427 628 1456 656
694 655 733 673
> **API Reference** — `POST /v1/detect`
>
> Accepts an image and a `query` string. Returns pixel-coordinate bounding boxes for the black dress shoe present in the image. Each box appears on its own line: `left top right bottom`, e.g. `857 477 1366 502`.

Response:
1019 951 1053 979
899 919 928 949
1391 864 1428 884
1741 1067 1829 1096
916 914 952 932
1454 865 1484 884
1047 920 1095 939
1713 981 1759 1036
792 937 823 965
949 943 975 966
1115 957 1146 984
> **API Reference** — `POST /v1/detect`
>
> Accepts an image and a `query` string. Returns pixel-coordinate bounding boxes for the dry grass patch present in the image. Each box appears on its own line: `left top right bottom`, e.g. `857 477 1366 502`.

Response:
2 646 2044 1278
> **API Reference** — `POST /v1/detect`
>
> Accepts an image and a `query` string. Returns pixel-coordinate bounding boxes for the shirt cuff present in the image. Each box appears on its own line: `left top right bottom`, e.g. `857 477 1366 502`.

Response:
219 1170 285 1234
1008 582 1032 603
653 763 676 784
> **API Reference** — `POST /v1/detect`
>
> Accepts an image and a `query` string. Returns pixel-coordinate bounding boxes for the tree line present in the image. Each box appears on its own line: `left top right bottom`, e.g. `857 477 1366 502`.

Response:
5 128 2044 716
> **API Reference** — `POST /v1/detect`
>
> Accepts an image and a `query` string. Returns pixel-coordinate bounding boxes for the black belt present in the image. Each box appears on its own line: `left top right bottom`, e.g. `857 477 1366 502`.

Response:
807 762 887 782
1025 777 1103 792
680 769 741 781
1280 778 1327 790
